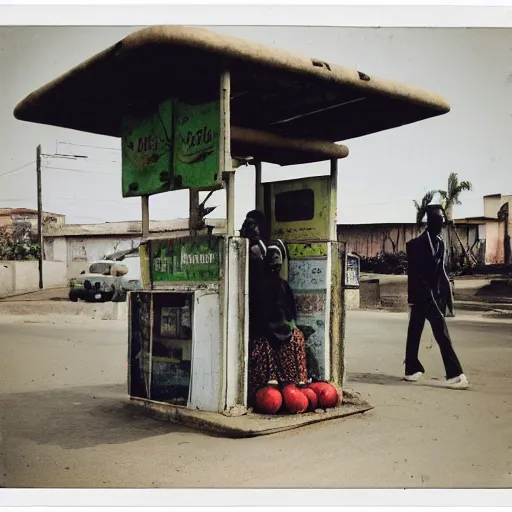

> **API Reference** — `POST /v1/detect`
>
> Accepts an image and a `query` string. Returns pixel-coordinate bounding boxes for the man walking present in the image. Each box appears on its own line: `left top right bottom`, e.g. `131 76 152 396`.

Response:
404 204 469 389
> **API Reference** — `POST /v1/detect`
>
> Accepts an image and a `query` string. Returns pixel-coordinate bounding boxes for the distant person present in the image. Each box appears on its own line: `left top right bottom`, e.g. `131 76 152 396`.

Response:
404 204 469 389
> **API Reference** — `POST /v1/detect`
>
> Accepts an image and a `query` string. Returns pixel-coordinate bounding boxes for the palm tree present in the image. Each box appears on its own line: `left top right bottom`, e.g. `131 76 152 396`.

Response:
413 190 437 225
438 172 474 268
439 173 473 222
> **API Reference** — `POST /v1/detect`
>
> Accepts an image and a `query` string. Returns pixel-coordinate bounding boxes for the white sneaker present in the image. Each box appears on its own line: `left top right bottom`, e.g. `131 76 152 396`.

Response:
404 371 424 382
443 374 469 390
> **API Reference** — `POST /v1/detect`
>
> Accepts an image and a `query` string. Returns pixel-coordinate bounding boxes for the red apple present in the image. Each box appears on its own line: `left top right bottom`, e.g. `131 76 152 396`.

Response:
318 383 340 408
300 387 318 411
255 386 283 414
282 385 308 414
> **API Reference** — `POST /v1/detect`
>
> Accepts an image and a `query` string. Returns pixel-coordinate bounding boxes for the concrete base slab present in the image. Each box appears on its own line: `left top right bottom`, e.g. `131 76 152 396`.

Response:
129 391 374 438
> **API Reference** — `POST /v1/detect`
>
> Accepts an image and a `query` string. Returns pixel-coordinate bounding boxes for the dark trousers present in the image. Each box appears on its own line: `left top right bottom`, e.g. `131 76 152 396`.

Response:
405 302 463 379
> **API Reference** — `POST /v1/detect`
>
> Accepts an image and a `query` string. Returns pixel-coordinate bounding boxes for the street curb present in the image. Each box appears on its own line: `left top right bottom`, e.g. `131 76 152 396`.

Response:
454 301 512 313
0 300 128 320
0 285 66 301
129 394 374 438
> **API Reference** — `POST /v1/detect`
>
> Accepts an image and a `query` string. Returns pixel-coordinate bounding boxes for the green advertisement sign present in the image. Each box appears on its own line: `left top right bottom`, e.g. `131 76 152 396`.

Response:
151 236 221 282
173 100 221 189
121 99 173 198
121 98 221 197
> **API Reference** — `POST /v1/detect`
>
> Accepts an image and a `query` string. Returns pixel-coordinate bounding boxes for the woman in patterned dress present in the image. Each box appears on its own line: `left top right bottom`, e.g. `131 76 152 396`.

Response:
240 210 309 404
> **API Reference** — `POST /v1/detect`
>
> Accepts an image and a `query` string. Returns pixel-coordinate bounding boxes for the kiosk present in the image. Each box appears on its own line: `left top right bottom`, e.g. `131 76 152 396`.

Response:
14 26 450 424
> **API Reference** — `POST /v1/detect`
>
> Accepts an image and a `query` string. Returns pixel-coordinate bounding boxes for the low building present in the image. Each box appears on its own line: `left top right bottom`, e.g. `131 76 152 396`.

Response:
44 218 226 279
337 221 484 265
0 207 66 234
337 193 512 266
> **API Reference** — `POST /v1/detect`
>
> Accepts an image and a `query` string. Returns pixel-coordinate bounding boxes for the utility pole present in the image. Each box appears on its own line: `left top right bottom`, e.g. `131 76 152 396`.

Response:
36 144 43 289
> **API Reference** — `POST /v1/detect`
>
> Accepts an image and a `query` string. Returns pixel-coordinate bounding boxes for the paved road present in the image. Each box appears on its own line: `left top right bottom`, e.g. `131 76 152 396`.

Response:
0 311 511 488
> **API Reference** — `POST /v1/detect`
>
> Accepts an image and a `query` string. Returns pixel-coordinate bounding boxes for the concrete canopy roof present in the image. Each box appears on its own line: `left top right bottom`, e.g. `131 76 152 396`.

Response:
14 26 450 166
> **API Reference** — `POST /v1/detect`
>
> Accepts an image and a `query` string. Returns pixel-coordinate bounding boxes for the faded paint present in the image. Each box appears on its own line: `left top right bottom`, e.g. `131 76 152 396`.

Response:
189 291 222 412
139 243 151 289
222 236 248 410
269 176 331 242
174 99 222 189
121 98 173 198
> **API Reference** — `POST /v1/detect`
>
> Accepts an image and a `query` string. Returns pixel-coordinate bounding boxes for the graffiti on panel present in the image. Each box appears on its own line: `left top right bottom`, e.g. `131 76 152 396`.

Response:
295 292 326 316
287 256 328 380
287 259 327 291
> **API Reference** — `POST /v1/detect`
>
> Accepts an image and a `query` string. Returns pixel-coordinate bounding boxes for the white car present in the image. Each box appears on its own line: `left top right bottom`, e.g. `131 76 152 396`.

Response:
69 255 141 302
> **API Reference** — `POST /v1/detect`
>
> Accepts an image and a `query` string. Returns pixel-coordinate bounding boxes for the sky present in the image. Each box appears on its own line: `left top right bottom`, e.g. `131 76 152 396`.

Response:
1 26 511 227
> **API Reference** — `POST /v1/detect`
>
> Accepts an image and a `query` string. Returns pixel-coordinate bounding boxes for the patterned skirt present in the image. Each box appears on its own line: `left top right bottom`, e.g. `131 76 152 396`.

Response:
248 327 308 401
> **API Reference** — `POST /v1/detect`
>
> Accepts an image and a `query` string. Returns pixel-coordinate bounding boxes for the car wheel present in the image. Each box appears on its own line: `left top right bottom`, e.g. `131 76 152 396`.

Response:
113 291 127 302
69 290 79 302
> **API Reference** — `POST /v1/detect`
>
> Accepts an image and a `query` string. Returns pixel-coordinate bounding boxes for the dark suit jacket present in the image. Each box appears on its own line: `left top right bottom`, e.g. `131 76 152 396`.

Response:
406 231 454 315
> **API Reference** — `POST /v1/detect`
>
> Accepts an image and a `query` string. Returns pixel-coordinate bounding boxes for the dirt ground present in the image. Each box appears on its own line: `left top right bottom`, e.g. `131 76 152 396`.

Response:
0 310 511 488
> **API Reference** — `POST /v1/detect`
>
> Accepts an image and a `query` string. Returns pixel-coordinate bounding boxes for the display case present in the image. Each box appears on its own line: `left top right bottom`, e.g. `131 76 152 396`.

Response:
128 289 222 411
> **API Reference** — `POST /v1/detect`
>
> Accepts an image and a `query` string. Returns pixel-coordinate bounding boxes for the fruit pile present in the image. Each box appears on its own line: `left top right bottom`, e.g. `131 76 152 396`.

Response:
254 382 341 415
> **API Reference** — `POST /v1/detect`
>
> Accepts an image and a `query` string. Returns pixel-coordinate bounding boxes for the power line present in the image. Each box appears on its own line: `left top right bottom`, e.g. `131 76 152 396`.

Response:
46 153 119 164
44 166 118 177
51 197 136 205
64 214 108 222
340 199 412 209
57 141 121 152
0 161 36 178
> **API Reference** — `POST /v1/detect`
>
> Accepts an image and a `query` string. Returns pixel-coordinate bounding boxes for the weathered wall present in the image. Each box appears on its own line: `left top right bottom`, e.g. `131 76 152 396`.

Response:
0 260 67 298
337 223 483 263
337 224 423 257
0 263 14 296
45 235 140 278
485 221 505 264
344 289 360 310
